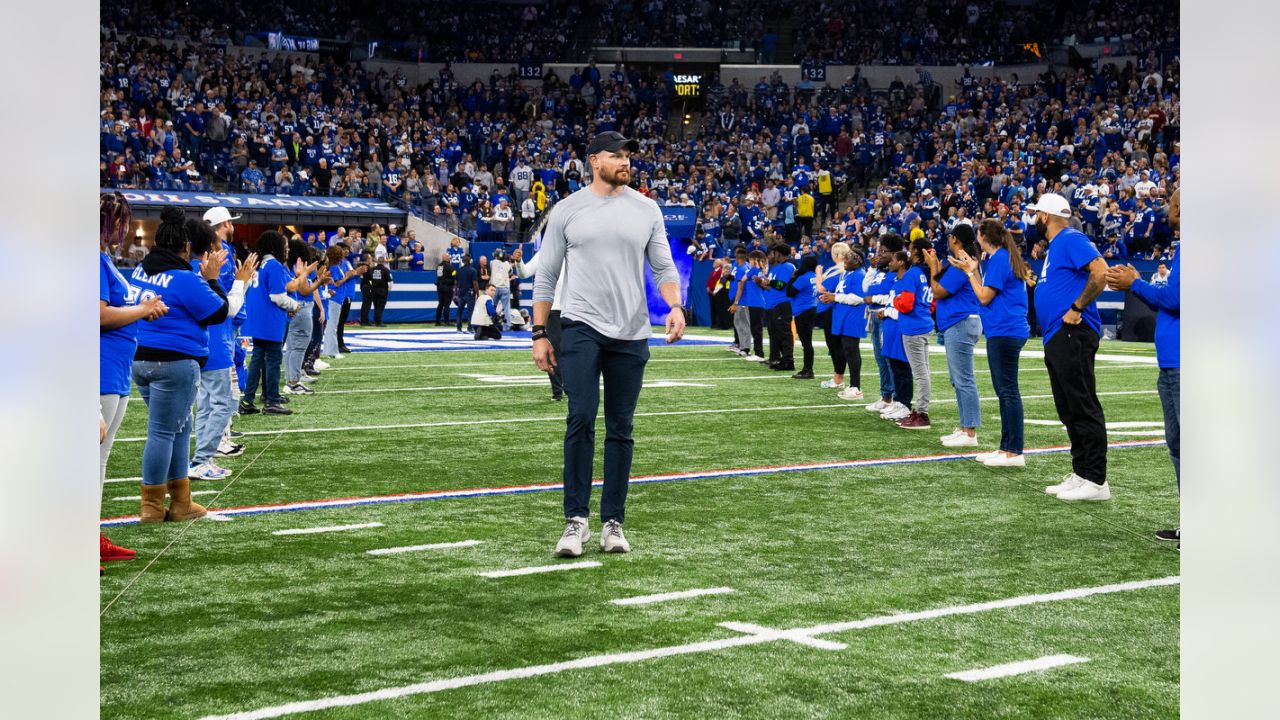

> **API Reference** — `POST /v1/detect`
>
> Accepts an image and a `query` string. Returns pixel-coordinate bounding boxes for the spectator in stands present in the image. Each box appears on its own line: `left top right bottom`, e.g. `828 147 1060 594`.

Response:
241 160 265 193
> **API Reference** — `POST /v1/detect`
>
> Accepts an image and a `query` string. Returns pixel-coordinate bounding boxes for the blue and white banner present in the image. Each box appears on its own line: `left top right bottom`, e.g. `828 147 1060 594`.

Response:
104 189 405 218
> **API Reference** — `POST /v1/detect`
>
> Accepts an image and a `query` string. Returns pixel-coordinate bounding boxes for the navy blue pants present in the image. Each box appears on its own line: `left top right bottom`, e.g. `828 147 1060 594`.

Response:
559 320 649 524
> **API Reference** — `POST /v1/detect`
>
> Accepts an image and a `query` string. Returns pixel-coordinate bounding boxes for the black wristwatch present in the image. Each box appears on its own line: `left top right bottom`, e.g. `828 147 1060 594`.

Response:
531 324 548 342
1070 303 1084 314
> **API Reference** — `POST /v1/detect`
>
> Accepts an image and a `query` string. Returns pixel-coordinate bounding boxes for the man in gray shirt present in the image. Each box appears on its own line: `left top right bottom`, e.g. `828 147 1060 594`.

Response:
532 131 686 557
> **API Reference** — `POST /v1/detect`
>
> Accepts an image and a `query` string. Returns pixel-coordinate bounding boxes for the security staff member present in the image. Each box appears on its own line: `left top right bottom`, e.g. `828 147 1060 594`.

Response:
361 254 393 326
434 251 456 325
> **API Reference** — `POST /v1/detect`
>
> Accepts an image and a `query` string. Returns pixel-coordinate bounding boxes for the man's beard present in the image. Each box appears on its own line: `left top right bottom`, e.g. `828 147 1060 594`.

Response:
601 166 631 187
1035 219 1048 238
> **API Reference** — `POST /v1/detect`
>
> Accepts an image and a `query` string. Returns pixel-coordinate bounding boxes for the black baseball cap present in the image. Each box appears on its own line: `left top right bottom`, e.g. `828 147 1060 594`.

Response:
586 131 639 155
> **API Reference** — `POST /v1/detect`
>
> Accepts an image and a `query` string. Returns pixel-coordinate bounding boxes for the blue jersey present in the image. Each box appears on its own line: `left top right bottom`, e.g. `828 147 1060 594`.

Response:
243 256 290 342
979 248 1030 340
864 268 894 308
934 265 981 332
740 266 765 308
100 253 137 395
894 266 935 336
190 257 238 371
447 246 466 268
1129 246 1180 368
764 262 795 309
832 268 867 338
1035 227 1102 343
789 271 818 314
130 264 225 362
729 261 747 301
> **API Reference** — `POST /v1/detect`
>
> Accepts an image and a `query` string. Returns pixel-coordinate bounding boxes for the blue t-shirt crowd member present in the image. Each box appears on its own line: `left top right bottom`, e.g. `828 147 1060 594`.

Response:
927 224 983 443
785 254 820 378
240 230 300 415
762 245 795 370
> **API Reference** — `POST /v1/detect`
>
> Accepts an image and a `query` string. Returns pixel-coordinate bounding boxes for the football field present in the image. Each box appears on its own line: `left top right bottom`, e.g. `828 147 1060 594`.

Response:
100 327 1179 720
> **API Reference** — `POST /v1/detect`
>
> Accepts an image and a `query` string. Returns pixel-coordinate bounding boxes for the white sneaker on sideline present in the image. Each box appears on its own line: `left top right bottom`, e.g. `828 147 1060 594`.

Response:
600 519 631 553
189 462 231 480
554 517 590 557
973 451 1002 463
724 344 741 352
940 428 962 441
1058 479 1112 501
982 453 1024 467
1045 473 1085 495
313 359 331 370
820 379 845 390
942 432 978 448
880 402 911 420
744 354 766 362
838 386 865 401
865 398 891 412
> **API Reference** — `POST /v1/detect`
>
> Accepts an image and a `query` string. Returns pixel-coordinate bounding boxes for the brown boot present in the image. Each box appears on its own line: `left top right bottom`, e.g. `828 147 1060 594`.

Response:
165 478 208 522
139 484 168 524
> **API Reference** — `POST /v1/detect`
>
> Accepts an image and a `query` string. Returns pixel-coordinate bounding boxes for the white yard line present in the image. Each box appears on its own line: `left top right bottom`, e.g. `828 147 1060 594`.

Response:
478 561 601 578
367 540 483 556
115 390 1158 442
198 576 1177 720
273 523 385 536
945 654 1090 682
1021 419 1164 428
103 476 143 484
610 587 737 606
111 490 219 501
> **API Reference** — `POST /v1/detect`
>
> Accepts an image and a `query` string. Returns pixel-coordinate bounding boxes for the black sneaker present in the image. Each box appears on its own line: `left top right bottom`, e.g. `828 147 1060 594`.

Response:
551 393 564 401
228 429 244 438
238 402 260 415
263 404 293 416
1155 528 1180 542
791 370 815 379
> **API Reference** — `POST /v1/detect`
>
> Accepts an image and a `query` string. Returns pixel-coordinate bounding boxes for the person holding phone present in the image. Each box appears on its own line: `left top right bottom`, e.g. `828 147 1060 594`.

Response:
923 224 983 447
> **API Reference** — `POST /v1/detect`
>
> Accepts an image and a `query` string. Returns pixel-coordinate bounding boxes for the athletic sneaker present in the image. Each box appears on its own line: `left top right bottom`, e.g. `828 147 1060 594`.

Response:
791 370 815 379
982 453 1025 467
332 353 345 360
284 383 315 395
837 386 865 401
1045 473 1085 495
897 412 932 430
228 429 244 439
973 451 1002 463
723 345 741 352
313 359 331 370
600 519 630 553
554 517 590 558
879 402 910 420
1155 528 1180 542
237 401 260 415
189 462 231 480
820 379 845 390
744 354 766 362
865 398 890 412
1057 479 1112 501
263 404 293 416
100 533 136 562
216 441 245 457
300 372 319 382
941 432 978 448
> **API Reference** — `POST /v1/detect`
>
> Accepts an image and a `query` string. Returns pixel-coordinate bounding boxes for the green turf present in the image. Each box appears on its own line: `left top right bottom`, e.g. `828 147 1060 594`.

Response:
100 332 1178 719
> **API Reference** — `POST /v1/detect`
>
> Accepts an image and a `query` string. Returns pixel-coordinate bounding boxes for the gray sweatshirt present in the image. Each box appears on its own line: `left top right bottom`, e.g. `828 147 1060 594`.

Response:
533 186 678 340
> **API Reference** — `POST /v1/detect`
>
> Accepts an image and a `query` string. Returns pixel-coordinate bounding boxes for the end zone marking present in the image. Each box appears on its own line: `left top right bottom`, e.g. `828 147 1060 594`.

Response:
274 522 385 536
945 654 1091 682
611 587 737 606
479 561 601 578
367 540 482 556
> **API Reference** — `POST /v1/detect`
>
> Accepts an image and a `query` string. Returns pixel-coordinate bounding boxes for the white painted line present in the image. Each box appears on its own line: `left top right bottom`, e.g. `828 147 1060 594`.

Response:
478 561 601 578
103 476 142 484
946 654 1091 682
116 390 1160 442
1108 430 1166 436
719 621 848 650
367 540 482 556
111 490 219 501
611 587 737 606
1020 419 1164 429
273 522 385 536
206 514 235 522
199 575 1177 720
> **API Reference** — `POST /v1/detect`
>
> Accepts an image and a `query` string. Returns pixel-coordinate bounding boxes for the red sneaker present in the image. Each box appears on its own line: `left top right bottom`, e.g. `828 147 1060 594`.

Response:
100 533 136 562
897 412 932 430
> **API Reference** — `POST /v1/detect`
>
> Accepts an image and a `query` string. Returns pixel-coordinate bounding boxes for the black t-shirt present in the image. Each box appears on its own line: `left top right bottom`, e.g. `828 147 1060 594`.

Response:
367 264 392 292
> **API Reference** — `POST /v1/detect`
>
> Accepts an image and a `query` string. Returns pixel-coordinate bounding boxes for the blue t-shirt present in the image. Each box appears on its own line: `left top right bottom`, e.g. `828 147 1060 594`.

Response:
864 268 895 308
764 262 795 309
243 256 290 342
130 264 225 361
934 265 981 331
832 268 867 338
816 270 841 315
894 266 935 336
881 299 906 362
100 253 137 395
190 257 238 371
330 260 355 303
741 266 765 308
729 261 747 300
1035 227 1102 343
1130 246 1180 368
789 271 818 314
979 247 1030 340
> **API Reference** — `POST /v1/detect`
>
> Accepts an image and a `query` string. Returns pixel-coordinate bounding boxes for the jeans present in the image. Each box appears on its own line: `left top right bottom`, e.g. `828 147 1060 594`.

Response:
943 316 982 428
902 333 932 414
1158 367 1180 487
284 310 313 383
457 291 476 331
323 299 344 355
560 320 650 524
132 359 200 486
1044 325 1107 482
986 336 1026 454
868 312 894 399
193 366 235 465
244 338 284 406
492 286 511 329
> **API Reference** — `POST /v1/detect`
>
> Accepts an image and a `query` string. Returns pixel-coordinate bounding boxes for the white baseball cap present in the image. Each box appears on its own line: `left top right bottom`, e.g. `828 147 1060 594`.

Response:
203 206 242 225
1027 193 1072 218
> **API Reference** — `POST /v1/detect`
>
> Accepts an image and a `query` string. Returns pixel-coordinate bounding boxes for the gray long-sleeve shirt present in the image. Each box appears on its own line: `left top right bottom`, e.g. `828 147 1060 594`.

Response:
533 186 678 340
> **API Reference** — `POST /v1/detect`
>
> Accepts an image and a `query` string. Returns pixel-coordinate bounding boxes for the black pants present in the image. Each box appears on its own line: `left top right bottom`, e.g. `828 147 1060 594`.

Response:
456 291 476 331
765 302 793 367
360 293 372 325
474 324 501 340
546 310 565 398
889 357 913 409
435 284 454 324
794 307 816 372
711 291 733 329
747 306 765 357
1044 325 1108 483
364 291 388 325
818 311 845 375
840 335 863 390
337 298 351 351
305 302 323 366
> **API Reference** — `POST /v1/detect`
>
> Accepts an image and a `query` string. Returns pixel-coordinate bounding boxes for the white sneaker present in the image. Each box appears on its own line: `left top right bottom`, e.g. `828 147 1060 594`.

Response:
333 353 345 359
554 517 590 557
600 519 631 553
942 432 978 448
974 451 1002 463
880 402 911 420
744 354 766 362
724 344 741 352
189 462 231 480
1058 479 1112 501
300 374 317 383
820 379 845 389
1045 473 1085 495
982 453 1025 467
838 386 865 401
865 398 890 412
283 383 315 395
313 359 331 370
